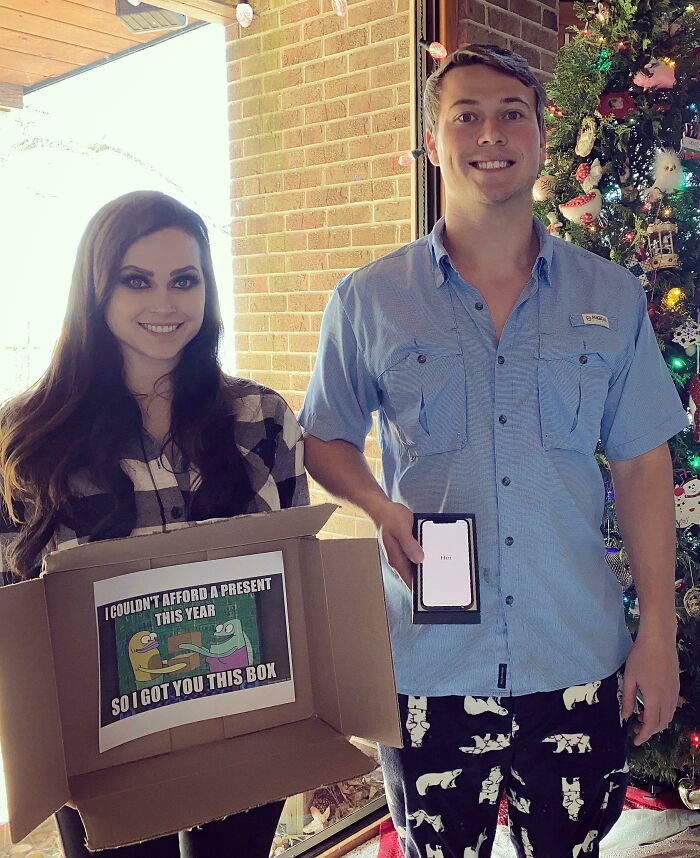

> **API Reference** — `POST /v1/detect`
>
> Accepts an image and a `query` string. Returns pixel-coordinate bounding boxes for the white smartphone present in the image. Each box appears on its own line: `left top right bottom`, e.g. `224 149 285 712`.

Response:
419 519 473 609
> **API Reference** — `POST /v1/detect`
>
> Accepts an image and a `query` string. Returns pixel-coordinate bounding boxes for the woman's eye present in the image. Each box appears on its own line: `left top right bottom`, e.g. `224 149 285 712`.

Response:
122 276 148 289
505 110 523 120
173 275 200 289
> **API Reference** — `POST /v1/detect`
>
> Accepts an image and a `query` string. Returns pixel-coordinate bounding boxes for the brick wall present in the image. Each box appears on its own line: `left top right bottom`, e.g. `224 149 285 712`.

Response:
226 0 558 536
458 0 558 79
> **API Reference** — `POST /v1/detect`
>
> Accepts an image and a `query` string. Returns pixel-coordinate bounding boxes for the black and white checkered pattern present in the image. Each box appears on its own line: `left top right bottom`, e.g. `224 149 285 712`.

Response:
1 378 308 581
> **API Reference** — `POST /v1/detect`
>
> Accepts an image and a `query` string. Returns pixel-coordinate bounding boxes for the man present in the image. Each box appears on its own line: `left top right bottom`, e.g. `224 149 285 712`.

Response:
299 45 686 857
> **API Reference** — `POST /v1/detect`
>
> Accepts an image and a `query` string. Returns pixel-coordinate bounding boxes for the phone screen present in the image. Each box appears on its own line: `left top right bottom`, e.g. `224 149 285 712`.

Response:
419 520 472 608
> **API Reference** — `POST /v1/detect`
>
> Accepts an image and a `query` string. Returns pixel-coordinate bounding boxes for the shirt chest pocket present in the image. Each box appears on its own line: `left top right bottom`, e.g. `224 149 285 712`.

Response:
537 331 613 453
379 349 467 456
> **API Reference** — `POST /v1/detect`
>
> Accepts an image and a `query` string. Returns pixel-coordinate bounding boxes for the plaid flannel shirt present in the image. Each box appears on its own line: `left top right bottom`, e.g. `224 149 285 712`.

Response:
1 378 308 582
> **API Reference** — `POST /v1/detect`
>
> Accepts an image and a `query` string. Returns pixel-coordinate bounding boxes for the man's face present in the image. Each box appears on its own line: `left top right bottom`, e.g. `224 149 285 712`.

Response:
425 64 546 211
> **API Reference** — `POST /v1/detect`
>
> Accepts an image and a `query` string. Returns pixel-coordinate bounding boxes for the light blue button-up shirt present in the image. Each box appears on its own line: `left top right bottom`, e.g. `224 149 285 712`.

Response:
299 218 688 697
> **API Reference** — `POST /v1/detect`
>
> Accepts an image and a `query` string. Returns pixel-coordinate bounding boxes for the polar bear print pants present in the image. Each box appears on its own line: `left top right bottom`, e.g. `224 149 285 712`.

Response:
379 669 630 858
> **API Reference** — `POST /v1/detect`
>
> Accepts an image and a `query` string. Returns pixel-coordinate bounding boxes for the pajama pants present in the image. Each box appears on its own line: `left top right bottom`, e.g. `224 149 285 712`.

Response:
379 669 630 858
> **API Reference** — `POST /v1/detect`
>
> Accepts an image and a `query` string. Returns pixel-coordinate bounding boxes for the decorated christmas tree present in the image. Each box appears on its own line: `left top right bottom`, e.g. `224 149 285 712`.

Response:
537 1 700 797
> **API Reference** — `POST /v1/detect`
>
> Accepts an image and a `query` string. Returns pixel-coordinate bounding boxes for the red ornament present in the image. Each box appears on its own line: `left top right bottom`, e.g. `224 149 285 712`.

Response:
580 212 594 226
691 732 700 750
597 91 637 120
575 162 591 185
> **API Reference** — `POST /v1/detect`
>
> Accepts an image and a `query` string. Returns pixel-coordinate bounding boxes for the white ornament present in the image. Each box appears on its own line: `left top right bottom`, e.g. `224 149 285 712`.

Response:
575 117 596 158
673 320 700 355
236 1 253 27
559 189 602 224
533 174 557 202
653 148 683 193
675 479 700 528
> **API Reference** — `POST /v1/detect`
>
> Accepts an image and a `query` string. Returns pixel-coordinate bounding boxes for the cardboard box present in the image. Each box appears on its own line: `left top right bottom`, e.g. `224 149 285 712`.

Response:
0 504 401 851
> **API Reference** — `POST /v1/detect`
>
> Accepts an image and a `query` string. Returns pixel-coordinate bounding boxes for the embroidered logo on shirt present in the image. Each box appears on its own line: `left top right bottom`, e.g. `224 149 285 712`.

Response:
580 313 609 328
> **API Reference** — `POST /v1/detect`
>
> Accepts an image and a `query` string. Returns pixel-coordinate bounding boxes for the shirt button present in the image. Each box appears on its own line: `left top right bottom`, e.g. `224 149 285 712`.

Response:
417 354 427 364
579 354 588 364
475 302 484 311
501 476 511 486
505 536 514 546
171 506 183 519
505 595 514 605
499 414 507 425
497 355 505 365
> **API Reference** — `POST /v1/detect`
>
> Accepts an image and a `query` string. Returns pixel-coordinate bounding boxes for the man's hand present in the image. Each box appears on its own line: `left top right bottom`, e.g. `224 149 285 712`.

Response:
621 629 679 746
370 499 424 589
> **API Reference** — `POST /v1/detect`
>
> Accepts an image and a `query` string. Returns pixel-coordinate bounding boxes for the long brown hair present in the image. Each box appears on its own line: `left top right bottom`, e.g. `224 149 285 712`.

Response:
0 190 253 579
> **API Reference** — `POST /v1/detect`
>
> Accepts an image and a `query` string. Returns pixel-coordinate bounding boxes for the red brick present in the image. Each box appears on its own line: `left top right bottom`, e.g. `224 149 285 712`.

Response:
327 204 372 226
510 0 542 23
305 100 348 124
370 14 410 42
350 43 397 72
305 55 349 84
347 0 394 26
281 0 320 25
324 161 370 184
371 106 409 134
261 24 301 52
487 8 521 37
324 28 369 56
282 40 323 67
324 71 369 99
306 186 350 208
326 115 371 141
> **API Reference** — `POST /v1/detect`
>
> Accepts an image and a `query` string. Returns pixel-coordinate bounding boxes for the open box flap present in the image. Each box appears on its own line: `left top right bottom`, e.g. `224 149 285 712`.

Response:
72 718 374 851
43 504 338 574
0 578 69 842
320 539 402 747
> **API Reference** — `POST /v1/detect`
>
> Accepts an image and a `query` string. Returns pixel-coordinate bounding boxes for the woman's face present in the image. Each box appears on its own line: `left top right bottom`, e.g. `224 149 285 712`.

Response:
105 227 206 384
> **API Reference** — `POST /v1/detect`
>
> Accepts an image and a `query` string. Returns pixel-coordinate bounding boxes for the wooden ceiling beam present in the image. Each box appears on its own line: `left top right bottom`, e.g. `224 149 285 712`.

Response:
0 81 23 109
150 1 236 25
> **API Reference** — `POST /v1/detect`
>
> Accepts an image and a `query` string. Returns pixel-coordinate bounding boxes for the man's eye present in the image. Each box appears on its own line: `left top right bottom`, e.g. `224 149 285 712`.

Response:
456 113 475 122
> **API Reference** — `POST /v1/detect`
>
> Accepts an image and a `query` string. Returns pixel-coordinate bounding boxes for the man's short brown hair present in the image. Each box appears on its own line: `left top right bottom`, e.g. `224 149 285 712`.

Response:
424 44 547 135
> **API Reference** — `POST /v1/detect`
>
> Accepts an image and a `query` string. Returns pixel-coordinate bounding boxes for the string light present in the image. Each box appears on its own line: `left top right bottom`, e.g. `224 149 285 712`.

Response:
617 41 627 50
671 357 687 369
689 455 700 470
236 1 253 27
398 147 425 167
691 732 700 750
419 39 448 60
663 206 673 217
331 0 348 15
624 231 636 243
547 103 564 119
663 286 684 309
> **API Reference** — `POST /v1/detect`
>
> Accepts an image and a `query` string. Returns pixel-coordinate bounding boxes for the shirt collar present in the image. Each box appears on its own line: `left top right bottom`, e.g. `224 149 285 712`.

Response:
429 215 554 288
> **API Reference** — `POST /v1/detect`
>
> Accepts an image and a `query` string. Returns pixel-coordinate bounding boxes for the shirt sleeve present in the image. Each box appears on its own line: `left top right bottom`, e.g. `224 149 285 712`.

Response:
272 395 310 509
298 286 381 452
601 281 689 461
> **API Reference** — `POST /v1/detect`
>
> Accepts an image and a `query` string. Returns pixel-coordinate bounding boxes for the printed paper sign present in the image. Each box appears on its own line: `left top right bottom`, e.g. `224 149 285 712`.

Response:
94 551 294 751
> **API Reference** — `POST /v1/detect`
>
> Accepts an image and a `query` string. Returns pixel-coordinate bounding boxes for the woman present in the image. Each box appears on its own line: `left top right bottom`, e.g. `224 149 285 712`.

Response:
0 190 308 857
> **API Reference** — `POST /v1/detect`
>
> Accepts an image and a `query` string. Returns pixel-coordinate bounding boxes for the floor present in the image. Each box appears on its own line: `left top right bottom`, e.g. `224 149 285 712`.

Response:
342 811 700 858
2 808 699 857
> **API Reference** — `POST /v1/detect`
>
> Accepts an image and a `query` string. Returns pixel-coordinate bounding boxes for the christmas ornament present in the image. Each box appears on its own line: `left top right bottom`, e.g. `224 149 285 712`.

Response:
559 189 602 224
575 158 603 193
689 374 700 442
597 92 637 120
683 586 700 617
331 0 347 14
605 549 633 589
595 1 610 23
546 211 562 236
673 320 700 355
678 776 700 809
682 122 700 162
633 58 677 90
575 117 597 157
618 157 638 203
533 174 557 202
675 479 700 528
653 149 683 193
645 221 679 270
